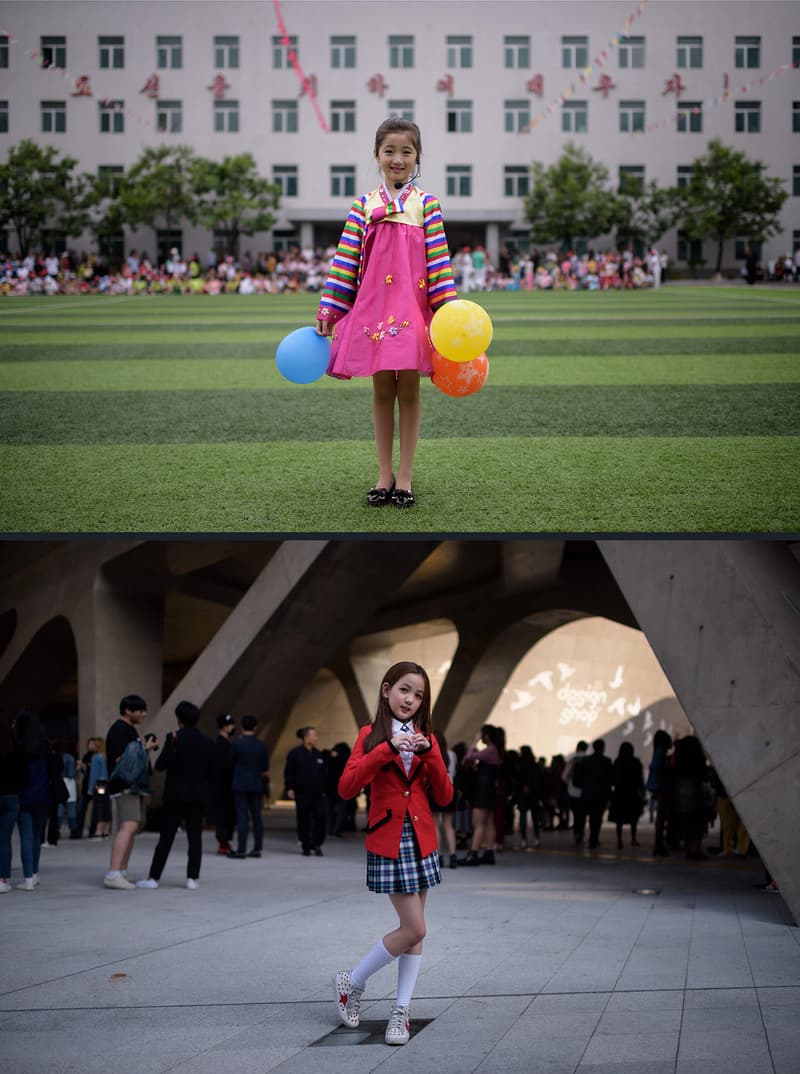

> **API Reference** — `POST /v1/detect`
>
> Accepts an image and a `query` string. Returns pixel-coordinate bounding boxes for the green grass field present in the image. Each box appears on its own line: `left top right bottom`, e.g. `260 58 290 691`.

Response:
0 287 798 534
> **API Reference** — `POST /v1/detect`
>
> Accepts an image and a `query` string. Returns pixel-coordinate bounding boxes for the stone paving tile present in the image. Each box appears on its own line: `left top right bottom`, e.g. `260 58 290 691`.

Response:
677 1028 772 1062
676 1059 775 1074
576 1064 676 1074
682 986 759 1008
605 989 683 1012
580 1031 679 1065
594 1008 682 1035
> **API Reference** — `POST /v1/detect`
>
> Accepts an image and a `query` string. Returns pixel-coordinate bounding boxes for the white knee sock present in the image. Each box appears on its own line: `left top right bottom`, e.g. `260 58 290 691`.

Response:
350 940 395 988
396 953 422 1007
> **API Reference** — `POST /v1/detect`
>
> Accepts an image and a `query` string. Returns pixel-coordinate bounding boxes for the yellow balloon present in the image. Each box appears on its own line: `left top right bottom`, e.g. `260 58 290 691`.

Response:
430 299 493 363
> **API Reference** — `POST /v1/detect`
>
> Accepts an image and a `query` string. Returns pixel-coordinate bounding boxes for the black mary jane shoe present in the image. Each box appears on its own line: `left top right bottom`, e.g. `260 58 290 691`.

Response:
366 478 395 507
391 486 415 509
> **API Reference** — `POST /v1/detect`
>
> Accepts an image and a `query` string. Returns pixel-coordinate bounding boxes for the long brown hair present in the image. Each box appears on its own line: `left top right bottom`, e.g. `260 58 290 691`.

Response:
364 661 432 752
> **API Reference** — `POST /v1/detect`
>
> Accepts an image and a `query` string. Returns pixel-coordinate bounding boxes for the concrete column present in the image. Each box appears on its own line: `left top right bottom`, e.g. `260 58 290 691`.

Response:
599 540 800 924
486 222 500 267
300 221 314 249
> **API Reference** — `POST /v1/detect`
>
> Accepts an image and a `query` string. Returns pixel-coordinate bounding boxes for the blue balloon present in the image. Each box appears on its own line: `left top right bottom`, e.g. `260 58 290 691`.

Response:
275 327 330 384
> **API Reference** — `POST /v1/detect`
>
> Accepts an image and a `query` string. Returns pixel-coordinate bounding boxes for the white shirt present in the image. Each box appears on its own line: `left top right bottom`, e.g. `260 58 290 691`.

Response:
391 717 415 775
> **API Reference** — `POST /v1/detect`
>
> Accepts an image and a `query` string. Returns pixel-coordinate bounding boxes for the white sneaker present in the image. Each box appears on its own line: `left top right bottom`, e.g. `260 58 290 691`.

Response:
186 879 198 890
333 969 365 1028
135 878 159 889
0 881 11 893
533 838 541 848
32 873 40 887
385 1005 410 1045
16 878 35 892
104 873 136 890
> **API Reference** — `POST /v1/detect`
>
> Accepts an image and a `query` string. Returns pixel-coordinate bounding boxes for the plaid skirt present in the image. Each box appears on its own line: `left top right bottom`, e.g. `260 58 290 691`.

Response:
366 813 442 894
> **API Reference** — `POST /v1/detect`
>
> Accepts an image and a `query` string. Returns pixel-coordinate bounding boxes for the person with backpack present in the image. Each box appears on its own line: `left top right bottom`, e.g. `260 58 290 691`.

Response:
103 694 158 890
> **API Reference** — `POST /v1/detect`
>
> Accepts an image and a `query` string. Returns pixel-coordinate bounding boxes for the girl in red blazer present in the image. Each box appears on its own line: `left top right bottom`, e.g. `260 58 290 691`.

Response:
334 661 452 1046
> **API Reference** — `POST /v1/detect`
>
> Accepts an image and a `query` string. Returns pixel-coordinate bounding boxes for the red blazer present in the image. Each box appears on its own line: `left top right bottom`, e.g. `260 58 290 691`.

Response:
339 725 453 859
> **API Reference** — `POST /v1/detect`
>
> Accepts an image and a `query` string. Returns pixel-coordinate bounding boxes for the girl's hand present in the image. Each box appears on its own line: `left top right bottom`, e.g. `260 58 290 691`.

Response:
391 733 416 752
316 320 332 337
411 733 431 752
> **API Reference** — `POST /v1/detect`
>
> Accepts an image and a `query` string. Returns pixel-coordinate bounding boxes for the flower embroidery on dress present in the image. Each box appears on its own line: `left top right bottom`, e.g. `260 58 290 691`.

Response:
385 274 393 285
364 317 410 343
418 278 425 289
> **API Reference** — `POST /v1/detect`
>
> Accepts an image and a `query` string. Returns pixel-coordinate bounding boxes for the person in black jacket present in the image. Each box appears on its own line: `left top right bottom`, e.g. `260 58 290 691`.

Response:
208 713 237 855
137 701 215 890
284 726 327 856
579 738 614 850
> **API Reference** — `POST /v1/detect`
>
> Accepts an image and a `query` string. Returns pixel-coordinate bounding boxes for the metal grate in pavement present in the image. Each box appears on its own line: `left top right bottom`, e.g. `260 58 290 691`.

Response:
311 1018 434 1046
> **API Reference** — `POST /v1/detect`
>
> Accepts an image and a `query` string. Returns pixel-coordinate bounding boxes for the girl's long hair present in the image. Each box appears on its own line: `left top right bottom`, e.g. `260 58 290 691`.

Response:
364 661 432 753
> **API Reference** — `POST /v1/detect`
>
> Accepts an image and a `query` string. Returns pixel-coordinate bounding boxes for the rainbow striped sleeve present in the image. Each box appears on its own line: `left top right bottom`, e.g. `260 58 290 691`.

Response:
423 194 457 310
317 197 366 321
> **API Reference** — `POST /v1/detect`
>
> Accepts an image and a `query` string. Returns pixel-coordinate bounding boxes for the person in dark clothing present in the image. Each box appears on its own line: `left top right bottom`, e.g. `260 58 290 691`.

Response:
0 709 25 893
646 730 673 857
326 741 351 837
14 711 53 890
285 726 327 856
104 693 156 890
209 713 237 855
609 741 645 849
672 734 710 860
76 737 98 838
579 738 614 849
228 715 269 859
137 701 215 890
744 243 758 285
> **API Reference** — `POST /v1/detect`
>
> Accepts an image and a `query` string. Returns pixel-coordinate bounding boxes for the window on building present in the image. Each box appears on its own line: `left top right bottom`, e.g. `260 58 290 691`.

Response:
504 165 530 197
561 100 588 133
331 165 356 198
98 36 124 69
447 35 472 68
618 36 645 68
677 101 703 132
214 35 239 68
389 35 414 68
330 35 356 68
677 35 703 68
330 99 356 132
40 36 66 68
272 99 298 133
562 36 588 68
156 35 182 69
272 165 298 197
793 229 800 255
41 100 66 133
157 230 183 263
447 99 472 133
504 35 530 68
735 238 761 260
618 165 645 193
677 165 694 188
97 165 124 197
388 99 414 121
0 100 7 134
619 99 645 133
446 165 472 197
793 102 800 133
156 99 182 133
271 228 299 252
39 229 68 255
214 100 239 132
794 165 800 197
99 100 124 134
794 37 800 66
98 232 125 266
0 35 8 68
735 101 761 133
677 230 704 264
735 36 760 68
504 99 530 133
272 35 297 68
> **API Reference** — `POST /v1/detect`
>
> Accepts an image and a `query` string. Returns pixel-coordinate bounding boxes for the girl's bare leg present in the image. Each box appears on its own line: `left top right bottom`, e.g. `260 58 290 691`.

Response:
443 814 456 856
385 891 427 956
395 371 420 491
372 371 397 488
470 807 488 851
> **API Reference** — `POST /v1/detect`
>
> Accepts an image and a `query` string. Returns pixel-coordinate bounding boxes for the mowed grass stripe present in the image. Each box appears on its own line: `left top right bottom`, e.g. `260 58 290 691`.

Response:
0 436 796 533
2 384 797 445
1 354 798 391
3 336 800 363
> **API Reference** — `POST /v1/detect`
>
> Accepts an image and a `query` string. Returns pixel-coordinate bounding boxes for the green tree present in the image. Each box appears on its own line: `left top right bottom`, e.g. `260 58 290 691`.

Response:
677 139 788 276
189 153 280 257
117 145 198 237
524 142 618 251
614 176 681 254
0 140 96 253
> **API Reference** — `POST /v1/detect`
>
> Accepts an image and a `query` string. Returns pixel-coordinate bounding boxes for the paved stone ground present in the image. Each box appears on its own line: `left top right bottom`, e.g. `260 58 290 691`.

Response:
1 806 799 1074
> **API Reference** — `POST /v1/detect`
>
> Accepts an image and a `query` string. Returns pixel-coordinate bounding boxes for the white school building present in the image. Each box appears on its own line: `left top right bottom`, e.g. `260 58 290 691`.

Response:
1 0 798 271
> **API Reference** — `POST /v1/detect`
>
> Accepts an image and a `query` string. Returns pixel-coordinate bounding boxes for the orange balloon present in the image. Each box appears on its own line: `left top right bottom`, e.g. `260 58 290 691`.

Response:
431 350 489 397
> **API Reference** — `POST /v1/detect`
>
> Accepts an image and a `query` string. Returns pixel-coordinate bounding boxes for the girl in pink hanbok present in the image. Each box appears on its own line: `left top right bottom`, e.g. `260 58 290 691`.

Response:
315 119 456 509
